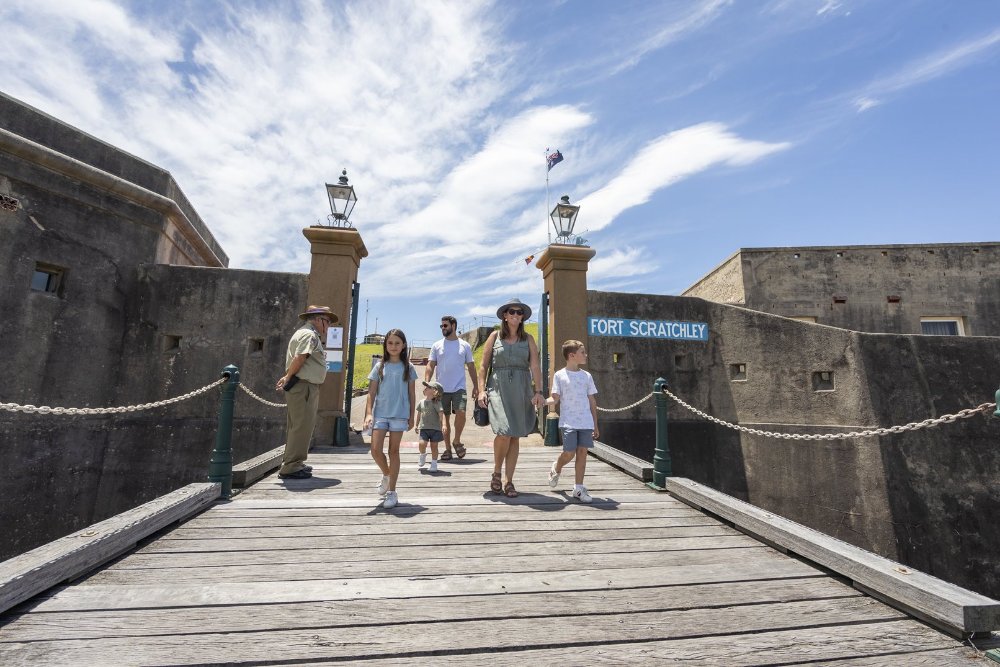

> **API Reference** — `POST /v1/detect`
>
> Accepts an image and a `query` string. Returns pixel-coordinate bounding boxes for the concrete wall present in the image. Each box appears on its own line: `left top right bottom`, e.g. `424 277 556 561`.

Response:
0 265 307 560
0 93 312 560
683 243 1000 335
587 290 1000 599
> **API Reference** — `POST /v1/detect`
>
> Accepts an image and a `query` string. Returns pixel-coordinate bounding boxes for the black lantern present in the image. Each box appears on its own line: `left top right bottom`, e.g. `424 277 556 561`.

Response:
549 194 580 243
325 169 357 225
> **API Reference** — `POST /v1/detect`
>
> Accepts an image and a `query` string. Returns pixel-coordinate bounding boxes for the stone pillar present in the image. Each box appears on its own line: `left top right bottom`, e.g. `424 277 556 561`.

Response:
535 244 596 387
302 226 368 444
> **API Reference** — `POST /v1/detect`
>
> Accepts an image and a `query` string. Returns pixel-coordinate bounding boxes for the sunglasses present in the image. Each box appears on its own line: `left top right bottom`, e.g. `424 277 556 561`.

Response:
506 309 525 316
440 324 451 329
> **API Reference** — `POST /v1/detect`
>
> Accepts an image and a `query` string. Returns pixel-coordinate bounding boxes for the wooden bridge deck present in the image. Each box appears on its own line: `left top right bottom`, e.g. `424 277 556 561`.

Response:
0 445 986 665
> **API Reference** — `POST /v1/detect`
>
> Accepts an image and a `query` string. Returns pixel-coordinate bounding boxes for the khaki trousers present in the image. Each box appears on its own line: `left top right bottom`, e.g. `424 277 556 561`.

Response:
280 381 320 474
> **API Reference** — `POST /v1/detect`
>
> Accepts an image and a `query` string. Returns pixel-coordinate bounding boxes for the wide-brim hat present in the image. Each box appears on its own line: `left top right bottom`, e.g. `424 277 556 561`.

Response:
496 298 532 321
299 305 339 323
422 380 444 394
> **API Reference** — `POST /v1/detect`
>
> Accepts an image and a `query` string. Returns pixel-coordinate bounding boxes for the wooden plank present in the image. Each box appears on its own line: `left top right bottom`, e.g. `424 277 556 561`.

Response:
81 544 777 585
181 504 705 526
231 445 283 487
589 441 653 481
22 558 823 612
0 483 219 615
105 535 761 570
0 576 846 641
210 491 672 508
161 515 715 538
665 476 1000 634
0 597 912 665
135 525 738 553
350 621 976 666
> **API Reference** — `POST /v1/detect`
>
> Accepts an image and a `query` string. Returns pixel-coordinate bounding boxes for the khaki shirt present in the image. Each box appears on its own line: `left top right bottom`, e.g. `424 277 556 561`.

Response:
287 323 328 385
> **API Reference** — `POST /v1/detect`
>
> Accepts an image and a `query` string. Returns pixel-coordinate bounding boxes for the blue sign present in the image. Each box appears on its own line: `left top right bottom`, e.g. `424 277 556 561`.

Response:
326 360 343 372
588 317 709 341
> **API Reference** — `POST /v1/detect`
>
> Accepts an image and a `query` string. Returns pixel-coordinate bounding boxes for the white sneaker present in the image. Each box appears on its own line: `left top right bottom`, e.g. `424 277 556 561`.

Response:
548 462 560 488
573 486 593 503
376 475 390 497
418 453 427 468
382 490 398 509
429 460 438 472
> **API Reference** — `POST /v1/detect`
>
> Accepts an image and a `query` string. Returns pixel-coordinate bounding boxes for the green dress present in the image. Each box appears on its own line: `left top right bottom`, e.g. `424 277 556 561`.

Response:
487 336 535 437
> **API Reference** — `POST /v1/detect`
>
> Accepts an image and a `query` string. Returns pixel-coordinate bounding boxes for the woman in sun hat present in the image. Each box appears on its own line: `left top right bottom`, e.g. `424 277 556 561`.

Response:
476 298 545 498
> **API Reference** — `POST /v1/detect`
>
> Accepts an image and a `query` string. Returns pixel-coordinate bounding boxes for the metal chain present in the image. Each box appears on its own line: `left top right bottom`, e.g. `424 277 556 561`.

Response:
239 384 286 408
0 378 227 416
661 387 995 440
596 392 656 413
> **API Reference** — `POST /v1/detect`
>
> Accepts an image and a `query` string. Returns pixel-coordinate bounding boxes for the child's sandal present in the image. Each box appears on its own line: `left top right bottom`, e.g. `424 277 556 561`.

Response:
490 472 503 494
454 443 467 459
504 482 518 498
440 450 453 461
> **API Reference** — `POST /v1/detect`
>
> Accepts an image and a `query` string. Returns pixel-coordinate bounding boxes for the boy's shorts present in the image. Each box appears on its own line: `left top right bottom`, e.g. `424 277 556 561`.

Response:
441 389 467 415
373 417 409 433
419 428 444 443
561 427 594 452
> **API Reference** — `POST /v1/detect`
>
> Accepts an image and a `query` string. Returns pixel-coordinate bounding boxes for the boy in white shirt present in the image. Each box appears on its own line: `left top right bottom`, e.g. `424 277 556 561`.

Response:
546 340 599 503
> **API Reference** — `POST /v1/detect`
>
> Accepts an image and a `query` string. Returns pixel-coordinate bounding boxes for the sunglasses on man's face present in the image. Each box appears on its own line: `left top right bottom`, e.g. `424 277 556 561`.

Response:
507 309 525 316
440 324 451 329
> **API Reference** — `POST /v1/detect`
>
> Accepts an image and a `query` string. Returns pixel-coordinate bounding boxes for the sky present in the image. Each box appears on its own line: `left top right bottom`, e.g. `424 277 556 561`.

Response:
3 0 1000 346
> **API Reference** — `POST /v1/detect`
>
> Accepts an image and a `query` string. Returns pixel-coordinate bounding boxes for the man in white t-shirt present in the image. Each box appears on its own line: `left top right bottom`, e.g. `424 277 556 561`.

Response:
425 315 479 460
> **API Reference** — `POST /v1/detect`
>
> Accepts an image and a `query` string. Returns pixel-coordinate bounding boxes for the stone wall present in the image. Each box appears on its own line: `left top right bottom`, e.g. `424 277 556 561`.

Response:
684 243 1000 335
587 290 1000 598
0 264 307 560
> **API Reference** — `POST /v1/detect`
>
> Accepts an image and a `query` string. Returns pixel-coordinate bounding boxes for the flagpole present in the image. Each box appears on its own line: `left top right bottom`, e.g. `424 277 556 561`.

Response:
545 149 551 245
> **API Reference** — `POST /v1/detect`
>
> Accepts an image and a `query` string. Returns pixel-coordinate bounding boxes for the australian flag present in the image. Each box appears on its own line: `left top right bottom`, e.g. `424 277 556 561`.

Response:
546 149 564 172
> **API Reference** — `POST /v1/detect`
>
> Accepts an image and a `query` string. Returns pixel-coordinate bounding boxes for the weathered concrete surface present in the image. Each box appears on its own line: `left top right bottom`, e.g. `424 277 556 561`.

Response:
0 93 311 560
684 243 1000 336
587 290 1000 599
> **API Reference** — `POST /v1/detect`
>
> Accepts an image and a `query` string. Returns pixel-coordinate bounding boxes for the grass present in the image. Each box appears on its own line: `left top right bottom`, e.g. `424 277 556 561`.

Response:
351 322 539 391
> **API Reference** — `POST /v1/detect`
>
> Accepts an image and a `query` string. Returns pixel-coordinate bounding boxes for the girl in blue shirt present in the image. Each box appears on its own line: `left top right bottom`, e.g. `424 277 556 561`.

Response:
364 329 417 509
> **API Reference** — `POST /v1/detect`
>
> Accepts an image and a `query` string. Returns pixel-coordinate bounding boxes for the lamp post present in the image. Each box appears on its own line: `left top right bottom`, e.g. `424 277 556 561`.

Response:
549 195 580 244
324 169 358 227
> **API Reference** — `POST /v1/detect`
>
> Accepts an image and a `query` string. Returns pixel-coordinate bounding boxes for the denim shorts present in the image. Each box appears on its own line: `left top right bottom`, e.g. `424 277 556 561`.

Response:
441 390 467 415
561 427 594 452
419 428 444 443
373 417 409 433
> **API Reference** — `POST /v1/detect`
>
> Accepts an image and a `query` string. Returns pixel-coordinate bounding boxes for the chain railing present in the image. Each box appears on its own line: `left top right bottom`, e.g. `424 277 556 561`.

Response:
239 384 286 408
660 387 995 440
0 378 227 416
596 392 656 413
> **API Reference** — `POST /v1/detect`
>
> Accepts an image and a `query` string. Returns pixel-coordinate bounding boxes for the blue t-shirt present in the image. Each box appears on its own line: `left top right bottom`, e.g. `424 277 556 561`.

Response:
368 361 418 419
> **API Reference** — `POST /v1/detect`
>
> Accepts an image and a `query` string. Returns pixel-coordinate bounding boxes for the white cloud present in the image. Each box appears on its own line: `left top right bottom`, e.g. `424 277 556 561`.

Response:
577 123 792 232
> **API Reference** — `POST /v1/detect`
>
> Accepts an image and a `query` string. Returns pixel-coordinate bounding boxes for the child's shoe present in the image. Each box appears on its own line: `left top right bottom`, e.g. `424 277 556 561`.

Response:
418 453 427 468
376 475 390 497
429 460 438 472
548 462 560 488
573 485 593 503
382 490 398 509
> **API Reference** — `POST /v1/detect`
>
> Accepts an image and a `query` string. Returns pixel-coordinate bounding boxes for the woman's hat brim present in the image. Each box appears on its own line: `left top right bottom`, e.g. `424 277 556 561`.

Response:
496 299 531 320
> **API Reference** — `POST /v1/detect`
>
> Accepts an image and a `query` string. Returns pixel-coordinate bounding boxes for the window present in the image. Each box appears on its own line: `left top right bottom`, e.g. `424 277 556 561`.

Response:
920 318 965 336
248 338 265 356
730 363 747 381
30 263 64 295
812 371 835 391
162 335 182 353
789 316 817 323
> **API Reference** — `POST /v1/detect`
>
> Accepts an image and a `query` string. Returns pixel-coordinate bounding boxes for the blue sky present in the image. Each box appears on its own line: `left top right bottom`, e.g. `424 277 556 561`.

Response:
3 0 1000 346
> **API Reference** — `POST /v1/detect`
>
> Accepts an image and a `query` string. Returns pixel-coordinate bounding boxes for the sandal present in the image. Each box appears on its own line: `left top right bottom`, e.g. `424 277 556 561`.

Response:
504 482 518 498
440 450 453 461
454 443 467 459
490 472 503 494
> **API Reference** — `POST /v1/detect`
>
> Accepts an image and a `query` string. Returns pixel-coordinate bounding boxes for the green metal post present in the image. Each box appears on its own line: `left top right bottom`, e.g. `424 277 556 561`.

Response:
208 365 239 499
544 411 560 446
338 281 361 446
647 377 671 491
994 386 1000 418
